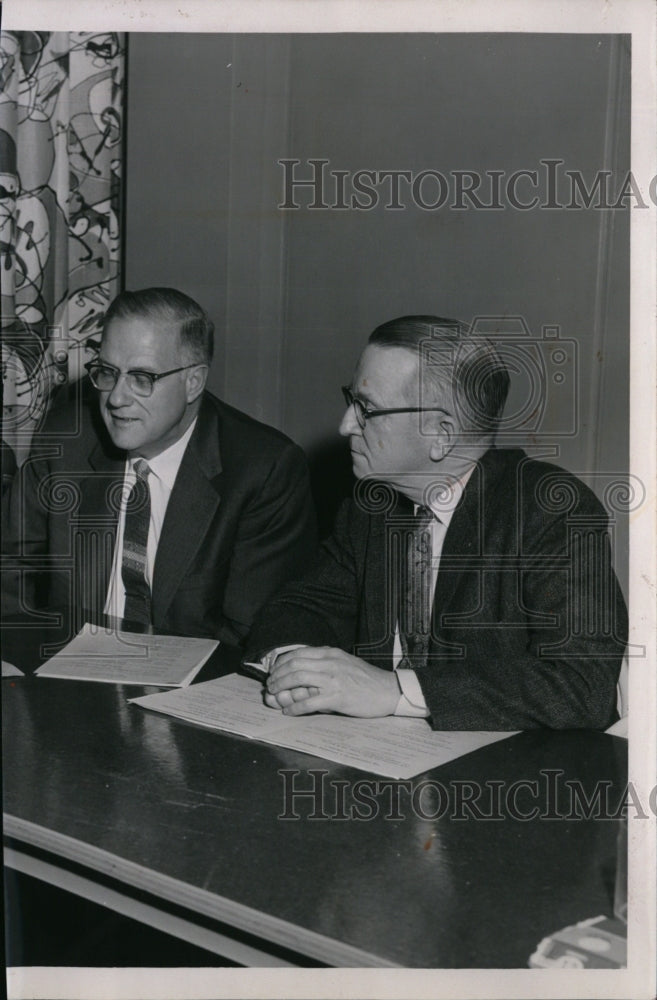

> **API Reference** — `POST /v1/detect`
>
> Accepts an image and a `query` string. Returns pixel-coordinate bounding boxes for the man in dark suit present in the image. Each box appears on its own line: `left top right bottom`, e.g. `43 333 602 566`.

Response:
2 287 317 645
245 316 627 730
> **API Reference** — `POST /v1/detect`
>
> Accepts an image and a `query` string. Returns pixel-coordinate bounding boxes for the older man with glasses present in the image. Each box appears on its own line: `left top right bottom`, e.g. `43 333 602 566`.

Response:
2 287 317 645
244 315 627 731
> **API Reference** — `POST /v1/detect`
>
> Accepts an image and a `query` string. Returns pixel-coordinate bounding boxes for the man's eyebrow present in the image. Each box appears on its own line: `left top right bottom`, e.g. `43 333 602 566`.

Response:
97 359 158 374
351 385 379 407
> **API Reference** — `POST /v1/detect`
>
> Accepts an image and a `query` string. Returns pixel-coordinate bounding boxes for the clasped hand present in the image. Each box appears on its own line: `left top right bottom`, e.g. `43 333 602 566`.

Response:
264 646 400 717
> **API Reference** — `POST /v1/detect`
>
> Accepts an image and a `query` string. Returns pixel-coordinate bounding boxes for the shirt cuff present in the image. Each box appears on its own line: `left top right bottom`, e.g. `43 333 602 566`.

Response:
394 669 430 717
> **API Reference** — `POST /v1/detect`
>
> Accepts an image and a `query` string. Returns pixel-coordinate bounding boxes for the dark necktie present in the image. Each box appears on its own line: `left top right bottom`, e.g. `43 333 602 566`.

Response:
399 505 434 670
121 459 152 625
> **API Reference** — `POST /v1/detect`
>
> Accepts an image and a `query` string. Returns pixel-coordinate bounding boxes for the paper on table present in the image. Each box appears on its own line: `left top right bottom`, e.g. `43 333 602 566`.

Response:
130 673 517 779
2 660 23 677
130 672 286 733
606 715 628 739
35 623 218 687
266 714 514 778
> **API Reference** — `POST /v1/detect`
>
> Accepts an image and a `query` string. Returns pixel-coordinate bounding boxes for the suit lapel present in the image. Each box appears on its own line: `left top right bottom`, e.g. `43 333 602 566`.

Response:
432 448 512 622
364 508 389 648
361 492 409 663
433 465 482 617
152 399 223 623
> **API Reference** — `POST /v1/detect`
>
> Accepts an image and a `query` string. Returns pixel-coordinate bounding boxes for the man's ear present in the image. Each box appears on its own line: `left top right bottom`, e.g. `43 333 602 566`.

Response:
185 364 209 404
428 414 457 461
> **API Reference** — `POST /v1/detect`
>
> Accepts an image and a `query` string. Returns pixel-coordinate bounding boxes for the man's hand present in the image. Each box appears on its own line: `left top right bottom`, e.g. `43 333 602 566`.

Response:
264 646 400 717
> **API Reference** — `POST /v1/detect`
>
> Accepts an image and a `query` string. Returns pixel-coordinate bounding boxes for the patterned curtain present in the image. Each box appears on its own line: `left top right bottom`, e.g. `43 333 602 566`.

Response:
0 31 125 466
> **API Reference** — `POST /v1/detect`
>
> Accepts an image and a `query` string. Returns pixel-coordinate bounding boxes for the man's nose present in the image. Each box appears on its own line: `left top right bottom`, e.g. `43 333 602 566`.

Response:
339 404 361 437
106 373 132 407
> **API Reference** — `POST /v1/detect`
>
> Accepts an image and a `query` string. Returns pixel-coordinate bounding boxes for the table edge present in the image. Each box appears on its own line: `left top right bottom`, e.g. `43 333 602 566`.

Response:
3 813 400 968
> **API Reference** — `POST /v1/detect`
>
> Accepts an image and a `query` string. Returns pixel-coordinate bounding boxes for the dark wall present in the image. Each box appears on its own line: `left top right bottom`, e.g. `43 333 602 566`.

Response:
124 33 630 563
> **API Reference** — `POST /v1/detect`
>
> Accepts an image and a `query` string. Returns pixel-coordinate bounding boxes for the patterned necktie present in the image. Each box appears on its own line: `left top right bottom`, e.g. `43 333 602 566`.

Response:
399 505 434 670
121 459 152 625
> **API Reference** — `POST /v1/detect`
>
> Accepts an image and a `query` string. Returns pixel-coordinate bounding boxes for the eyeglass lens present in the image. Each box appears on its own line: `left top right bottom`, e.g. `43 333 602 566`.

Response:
90 365 155 397
342 387 366 426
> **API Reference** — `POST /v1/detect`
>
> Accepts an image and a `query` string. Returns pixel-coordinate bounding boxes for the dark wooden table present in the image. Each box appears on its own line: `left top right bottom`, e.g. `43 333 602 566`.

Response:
2 620 627 967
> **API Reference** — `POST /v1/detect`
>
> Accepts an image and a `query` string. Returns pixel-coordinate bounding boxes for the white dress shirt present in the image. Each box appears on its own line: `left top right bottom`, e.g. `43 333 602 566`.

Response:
104 420 197 620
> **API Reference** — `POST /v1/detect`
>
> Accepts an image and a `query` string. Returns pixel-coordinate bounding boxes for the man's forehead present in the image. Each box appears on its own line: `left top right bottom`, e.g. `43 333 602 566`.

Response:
354 344 419 395
101 316 181 350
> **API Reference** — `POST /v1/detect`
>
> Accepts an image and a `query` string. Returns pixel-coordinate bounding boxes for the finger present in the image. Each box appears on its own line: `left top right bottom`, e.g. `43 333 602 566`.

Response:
268 666 327 694
290 686 312 702
282 693 337 716
266 687 314 708
269 656 324 683
275 646 337 667
264 691 283 709
270 689 300 708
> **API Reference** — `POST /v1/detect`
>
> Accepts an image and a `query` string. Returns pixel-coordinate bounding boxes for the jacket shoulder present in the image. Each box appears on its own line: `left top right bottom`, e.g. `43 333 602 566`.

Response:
202 392 307 468
487 448 608 521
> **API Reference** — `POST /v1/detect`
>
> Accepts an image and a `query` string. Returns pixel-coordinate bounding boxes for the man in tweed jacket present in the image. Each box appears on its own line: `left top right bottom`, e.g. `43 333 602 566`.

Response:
245 315 627 730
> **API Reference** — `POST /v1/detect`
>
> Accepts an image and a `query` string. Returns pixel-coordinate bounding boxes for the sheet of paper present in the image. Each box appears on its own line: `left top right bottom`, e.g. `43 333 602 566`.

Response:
606 716 628 739
35 623 218 687
265 715 514 779
130 673 517 778
130 672 282 732
2 660 23 677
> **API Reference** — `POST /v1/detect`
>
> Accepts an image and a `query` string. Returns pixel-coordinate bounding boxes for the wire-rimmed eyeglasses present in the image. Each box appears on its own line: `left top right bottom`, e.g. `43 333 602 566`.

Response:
85 360 202 398
341 385 449 429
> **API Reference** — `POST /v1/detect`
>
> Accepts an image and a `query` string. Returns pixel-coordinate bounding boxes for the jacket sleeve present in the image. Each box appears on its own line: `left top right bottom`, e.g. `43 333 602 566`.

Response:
243 498 362 661
219 441 319 645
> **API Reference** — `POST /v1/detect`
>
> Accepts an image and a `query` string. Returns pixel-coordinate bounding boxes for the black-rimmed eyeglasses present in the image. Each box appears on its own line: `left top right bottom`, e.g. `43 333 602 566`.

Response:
341 385 448 430
85 360 202 398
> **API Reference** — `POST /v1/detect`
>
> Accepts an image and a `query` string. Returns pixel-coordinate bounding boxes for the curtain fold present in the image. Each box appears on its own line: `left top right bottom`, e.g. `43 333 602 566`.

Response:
0 30 125 462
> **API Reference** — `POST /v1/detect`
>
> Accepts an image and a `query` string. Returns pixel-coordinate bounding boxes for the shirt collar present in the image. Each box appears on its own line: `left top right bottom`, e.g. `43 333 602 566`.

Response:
128 418 197 491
